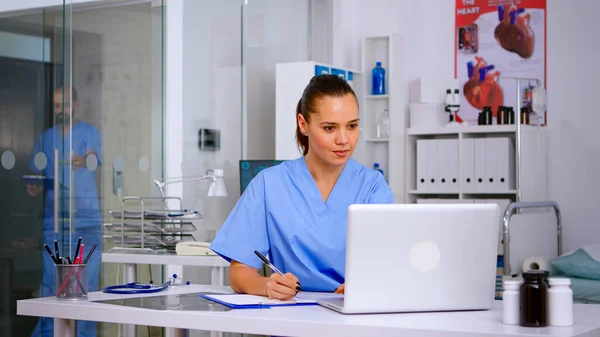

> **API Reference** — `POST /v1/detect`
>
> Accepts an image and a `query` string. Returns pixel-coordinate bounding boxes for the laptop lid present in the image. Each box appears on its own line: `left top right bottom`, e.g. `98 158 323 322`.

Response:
342 203 500 314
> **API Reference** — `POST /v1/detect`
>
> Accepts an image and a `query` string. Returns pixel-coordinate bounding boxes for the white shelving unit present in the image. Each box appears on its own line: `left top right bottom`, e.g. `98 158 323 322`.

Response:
404 122 547 204
353 33 405 203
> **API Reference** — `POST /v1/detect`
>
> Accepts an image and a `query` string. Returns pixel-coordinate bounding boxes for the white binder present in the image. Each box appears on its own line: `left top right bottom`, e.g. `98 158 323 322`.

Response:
485 138 499 191
426 140 438 192
461 138 475 192
496 138 516 192
416 139 428 191
445 139 459 192
474 138 487 192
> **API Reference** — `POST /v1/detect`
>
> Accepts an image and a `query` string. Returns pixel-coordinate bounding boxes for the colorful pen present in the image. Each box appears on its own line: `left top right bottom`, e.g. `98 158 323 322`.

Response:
79 244 84 264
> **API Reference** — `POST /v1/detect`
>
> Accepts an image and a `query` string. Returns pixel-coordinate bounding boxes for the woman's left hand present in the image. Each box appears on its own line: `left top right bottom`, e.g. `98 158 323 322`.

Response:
334 283 345 294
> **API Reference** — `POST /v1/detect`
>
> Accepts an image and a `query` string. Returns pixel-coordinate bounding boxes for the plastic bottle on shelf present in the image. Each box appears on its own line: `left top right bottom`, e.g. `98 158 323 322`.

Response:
548 277 573 326
372 62 386 95
373 163 384 178
502 279 523 325
377 109 390 138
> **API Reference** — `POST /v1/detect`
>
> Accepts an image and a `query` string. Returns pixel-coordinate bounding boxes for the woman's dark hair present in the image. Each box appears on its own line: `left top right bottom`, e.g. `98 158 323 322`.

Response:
295 74 358 156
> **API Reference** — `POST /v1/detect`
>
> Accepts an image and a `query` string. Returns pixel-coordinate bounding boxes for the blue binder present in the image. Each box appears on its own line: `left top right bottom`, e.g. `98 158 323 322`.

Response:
199 293 318 309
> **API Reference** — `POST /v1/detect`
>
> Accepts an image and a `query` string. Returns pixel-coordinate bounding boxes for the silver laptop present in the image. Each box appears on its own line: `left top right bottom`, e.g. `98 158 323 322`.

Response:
318 203 500 314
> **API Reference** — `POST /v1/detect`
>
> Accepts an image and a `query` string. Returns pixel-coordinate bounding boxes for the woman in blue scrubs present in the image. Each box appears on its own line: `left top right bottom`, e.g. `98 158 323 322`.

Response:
210 75 393 300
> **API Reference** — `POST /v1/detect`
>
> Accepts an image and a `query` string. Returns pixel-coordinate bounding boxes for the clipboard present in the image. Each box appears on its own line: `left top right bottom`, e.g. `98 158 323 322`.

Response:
22 175 54 189
199 293 318 309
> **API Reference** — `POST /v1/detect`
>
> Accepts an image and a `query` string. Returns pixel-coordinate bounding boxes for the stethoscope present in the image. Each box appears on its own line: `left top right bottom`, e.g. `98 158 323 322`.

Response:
103 274 191 294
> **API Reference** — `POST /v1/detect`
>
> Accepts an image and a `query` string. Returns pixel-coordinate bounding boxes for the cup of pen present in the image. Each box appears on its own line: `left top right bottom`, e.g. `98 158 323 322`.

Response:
56 263 88 300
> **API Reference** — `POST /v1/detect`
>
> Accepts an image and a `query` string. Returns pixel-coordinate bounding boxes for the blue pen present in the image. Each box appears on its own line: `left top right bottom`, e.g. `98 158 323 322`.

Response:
254 250 301 291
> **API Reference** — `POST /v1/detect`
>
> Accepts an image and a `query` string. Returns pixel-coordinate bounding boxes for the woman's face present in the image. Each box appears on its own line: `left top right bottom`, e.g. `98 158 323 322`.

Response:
298 94 360 168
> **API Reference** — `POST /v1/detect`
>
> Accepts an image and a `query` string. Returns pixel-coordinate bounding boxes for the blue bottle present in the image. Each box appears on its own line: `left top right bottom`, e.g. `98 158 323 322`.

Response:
373 162 384 177
372 62 386 95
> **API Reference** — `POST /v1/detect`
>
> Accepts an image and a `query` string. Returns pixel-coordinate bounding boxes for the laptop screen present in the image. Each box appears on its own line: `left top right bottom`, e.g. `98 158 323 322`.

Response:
239 160 284 195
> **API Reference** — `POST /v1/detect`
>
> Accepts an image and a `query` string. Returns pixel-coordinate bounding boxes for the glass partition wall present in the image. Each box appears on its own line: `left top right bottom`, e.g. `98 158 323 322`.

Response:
1 0 315 335
0 9 51 337
0 0 165 336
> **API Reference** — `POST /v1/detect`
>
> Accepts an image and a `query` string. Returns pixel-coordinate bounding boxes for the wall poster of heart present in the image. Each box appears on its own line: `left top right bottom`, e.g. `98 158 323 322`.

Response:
455 0 546 125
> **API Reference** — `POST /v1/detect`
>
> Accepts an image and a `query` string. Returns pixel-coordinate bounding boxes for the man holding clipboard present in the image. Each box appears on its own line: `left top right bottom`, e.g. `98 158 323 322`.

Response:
25 86 103 337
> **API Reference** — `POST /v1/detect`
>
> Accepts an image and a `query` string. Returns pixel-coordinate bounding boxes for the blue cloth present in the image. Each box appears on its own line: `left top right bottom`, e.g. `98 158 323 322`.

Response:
551 248 600 281
28 122 102 337
28 122 102 229
210 157 394 292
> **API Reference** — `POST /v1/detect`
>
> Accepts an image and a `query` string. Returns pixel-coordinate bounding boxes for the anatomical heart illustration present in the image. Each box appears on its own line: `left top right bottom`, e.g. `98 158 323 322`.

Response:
494 4 534 59
463 57 504 116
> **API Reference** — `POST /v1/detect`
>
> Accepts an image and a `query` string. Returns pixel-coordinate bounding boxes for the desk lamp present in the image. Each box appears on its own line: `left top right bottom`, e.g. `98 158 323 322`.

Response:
154 169 229 204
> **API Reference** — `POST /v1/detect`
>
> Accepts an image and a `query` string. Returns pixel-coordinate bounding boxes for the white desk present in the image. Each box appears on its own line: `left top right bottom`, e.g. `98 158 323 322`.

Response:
102 253 229 337
102 253 229 286
17 285 600 337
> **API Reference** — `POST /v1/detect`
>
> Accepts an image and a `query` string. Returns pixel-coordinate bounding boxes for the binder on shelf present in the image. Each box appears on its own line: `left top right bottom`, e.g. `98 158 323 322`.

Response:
426 140 438 192
495 137 516 192
443 139 459 192
315 65 329 76
462 138 475 191
474 138 487 192
416 139 428 192
485 138 498 191
330 68 346 80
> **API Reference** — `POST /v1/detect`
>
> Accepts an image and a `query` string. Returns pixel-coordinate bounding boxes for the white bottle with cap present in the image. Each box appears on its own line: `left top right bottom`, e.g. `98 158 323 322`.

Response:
502 279 523 325
548 277 573 326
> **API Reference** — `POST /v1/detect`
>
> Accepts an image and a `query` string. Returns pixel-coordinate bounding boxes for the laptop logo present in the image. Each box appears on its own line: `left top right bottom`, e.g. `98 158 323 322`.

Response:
409 240 441 272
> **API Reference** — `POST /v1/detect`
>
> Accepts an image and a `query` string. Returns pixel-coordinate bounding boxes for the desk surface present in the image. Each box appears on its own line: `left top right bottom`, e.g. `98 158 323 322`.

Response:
17 285 600 337
102 253 229 267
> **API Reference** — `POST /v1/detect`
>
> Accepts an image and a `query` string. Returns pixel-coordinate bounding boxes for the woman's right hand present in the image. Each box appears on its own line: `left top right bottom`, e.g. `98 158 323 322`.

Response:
264 272 301 300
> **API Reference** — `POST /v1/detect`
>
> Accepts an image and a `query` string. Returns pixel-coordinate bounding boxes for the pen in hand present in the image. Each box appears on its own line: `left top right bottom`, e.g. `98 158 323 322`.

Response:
254 250 301 292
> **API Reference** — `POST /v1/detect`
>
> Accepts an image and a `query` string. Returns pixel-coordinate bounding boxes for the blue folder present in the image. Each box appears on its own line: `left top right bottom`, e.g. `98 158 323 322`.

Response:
199 293 318 309
22 175 55 189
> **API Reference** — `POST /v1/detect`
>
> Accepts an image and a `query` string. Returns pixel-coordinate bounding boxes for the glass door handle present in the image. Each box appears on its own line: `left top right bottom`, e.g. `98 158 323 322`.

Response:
54 149 59 233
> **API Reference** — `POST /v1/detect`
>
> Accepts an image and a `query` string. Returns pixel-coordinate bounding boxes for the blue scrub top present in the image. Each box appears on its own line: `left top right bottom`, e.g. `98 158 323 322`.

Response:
28 122 102 229
210 156 394 292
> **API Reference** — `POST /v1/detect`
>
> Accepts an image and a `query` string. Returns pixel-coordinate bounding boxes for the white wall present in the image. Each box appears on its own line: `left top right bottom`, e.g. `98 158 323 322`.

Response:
243 0 311 160
546 0 600 252
333 0 600 253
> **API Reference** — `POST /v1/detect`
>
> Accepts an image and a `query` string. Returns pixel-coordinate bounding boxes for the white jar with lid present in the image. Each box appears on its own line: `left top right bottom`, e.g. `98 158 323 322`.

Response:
502 279 523 325
548 277 573 326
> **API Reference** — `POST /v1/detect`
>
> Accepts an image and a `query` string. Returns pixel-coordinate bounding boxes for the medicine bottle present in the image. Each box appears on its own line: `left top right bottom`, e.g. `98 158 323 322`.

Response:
548 278 573 326
502 279 523 325
520 271 548 327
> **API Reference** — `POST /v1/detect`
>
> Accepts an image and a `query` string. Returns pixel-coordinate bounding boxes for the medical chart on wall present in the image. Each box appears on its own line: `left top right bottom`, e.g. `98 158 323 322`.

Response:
455 0 546 125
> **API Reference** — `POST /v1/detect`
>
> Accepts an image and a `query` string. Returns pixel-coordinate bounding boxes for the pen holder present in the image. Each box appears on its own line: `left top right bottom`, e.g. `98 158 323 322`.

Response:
56 264 88 300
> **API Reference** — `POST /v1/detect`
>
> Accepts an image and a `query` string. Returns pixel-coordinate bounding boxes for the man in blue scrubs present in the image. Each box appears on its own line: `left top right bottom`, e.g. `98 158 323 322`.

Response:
211 75 393 299
26 87 102 337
